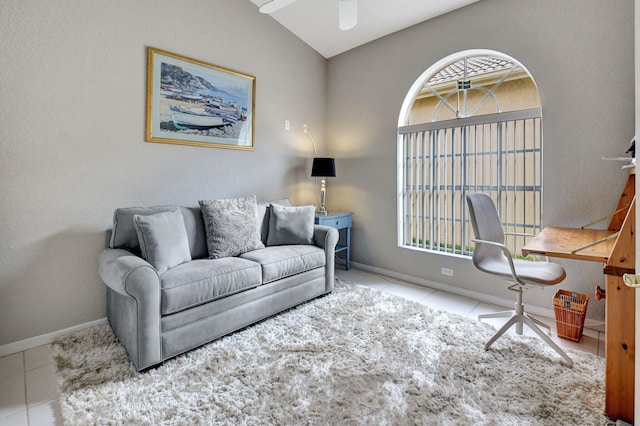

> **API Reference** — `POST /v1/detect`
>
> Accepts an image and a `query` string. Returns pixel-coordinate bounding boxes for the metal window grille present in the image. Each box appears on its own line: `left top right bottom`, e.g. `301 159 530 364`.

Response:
398 107 542 257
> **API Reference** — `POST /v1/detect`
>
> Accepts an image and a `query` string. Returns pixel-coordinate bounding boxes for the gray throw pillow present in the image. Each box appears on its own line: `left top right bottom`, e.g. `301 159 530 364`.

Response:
257 198 292 244
267 204 315 246
199 195 265 258
133 208 192 274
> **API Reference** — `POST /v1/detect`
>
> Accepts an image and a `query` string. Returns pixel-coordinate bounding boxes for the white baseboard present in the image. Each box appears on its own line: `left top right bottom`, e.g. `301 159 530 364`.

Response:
350 261 604 340
0 317 108 357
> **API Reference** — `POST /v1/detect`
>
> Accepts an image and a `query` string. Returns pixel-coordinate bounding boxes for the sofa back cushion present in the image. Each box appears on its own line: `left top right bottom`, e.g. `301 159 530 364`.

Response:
110 198 293 259
110 206 208 259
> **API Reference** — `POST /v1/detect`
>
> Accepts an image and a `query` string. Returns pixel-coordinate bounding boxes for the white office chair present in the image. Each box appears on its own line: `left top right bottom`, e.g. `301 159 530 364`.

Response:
465 192 573 367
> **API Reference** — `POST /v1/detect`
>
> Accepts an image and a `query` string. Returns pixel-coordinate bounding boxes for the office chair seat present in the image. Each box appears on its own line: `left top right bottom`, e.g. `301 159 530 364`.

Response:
466 192 573 367
474 257 566 286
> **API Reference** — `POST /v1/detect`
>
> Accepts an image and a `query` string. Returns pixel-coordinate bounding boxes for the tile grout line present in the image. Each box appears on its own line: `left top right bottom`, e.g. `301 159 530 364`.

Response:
467 301 481 318
22 351 30 425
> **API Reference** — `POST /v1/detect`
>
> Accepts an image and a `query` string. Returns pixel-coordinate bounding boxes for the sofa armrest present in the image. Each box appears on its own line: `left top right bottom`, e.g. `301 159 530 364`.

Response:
98 249 159 296
313 225 339 293
313 225 338 250
98 248 161 370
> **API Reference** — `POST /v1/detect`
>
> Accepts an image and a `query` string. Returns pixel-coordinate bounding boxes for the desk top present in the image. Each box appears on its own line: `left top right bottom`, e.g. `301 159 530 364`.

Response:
521 226 617 263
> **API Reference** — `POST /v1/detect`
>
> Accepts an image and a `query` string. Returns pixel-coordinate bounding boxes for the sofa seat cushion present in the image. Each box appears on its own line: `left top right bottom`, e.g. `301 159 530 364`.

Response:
240 245 325 284
160 258 262 315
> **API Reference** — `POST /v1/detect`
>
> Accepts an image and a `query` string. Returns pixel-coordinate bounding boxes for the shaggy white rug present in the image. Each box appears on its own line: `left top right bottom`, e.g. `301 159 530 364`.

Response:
52 279 606 425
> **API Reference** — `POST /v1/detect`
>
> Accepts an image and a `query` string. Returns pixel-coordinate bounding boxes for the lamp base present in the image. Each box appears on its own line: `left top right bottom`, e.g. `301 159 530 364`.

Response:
318 178 328 216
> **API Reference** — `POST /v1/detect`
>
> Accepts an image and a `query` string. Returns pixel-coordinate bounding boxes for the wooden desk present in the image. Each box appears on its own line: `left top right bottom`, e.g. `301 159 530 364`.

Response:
521 227 617 263
521 172 635 424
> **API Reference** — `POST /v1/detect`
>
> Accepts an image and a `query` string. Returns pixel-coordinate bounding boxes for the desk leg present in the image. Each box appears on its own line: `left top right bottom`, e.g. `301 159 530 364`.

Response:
605 274 635 423
345 226 351 270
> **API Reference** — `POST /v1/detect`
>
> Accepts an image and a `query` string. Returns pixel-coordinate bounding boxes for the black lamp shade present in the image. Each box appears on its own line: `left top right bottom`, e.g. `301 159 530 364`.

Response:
311 157 336 177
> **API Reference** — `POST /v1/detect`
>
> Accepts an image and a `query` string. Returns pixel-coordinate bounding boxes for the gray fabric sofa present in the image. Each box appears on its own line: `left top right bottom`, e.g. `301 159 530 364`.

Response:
98 200 339 371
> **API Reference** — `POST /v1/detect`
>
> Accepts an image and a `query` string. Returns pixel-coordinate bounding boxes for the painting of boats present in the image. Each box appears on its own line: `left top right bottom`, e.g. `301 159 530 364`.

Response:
170 105 225 129
146 47 255 150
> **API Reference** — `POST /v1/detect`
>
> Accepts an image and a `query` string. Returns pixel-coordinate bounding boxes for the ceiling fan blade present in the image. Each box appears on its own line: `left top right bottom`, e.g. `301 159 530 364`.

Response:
338 0 357 31
259 0 299 14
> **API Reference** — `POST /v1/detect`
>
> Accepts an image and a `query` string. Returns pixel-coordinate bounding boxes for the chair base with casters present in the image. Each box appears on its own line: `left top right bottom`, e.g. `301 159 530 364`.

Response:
478 283 573 367
465 192 573 368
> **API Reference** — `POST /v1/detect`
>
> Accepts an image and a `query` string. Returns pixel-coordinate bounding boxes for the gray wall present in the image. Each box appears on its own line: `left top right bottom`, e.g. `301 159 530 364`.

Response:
0 0 327 345
0 0 634 347
326 0 635 321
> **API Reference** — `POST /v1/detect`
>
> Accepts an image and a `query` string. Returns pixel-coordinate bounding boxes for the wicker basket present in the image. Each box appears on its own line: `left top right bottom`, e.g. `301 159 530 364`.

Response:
553 290 589 342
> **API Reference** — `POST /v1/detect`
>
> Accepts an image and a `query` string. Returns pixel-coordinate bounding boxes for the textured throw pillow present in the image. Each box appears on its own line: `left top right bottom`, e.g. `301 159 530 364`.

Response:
199 195 265 258
132 209 192 274
267 204 315 246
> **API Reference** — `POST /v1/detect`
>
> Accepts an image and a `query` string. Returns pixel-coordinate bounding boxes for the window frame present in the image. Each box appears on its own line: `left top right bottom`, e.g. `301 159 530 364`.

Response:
397 50 543 258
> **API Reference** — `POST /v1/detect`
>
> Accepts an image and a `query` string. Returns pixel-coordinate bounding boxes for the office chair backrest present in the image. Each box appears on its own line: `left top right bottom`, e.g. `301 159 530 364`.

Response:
466 193 506 264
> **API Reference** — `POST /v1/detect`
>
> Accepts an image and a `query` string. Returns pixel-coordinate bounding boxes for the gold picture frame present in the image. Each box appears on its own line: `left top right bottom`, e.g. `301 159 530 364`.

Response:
146 47 255 150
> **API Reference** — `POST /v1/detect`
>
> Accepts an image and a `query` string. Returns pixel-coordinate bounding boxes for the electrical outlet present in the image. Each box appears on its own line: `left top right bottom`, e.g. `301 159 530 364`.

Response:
284 119 290 131
303 123 308 133
441 267 454 277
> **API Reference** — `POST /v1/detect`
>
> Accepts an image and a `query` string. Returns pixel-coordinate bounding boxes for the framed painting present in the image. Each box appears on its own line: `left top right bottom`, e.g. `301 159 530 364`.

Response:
146 47 255 150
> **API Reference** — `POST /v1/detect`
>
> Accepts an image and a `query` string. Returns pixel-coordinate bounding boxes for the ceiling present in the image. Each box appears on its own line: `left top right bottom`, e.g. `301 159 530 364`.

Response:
249 0 480 58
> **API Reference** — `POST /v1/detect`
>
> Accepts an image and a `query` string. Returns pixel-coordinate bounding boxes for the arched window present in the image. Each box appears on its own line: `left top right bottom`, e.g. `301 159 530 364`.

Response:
397 50 542 258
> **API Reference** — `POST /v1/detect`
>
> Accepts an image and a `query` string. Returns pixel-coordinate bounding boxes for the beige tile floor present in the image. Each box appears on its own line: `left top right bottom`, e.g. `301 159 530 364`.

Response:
335 268 605 358
0 345 61 426
0 267 603 425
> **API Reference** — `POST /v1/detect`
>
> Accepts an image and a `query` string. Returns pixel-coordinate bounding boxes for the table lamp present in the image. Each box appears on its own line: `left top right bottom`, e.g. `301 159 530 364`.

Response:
311 157 336 216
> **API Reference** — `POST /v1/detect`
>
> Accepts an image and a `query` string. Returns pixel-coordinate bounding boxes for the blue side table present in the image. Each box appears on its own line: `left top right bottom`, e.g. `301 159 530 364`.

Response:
315 212 352 270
